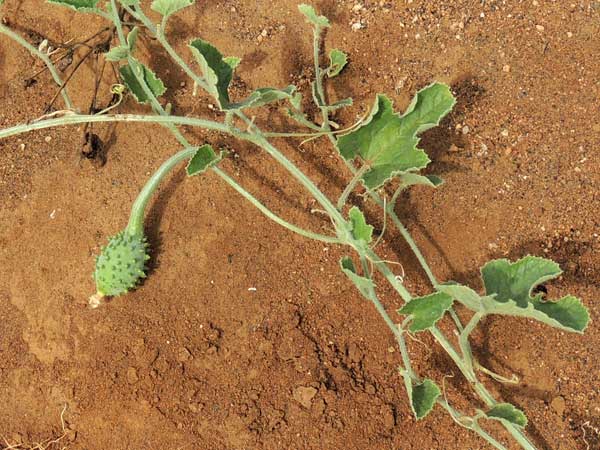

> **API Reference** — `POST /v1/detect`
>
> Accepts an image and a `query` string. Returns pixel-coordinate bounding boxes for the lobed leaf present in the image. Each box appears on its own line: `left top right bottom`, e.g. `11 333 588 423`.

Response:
327 49 348 77
438 257 589 333
336 83 455 189
485 403 528 428
340 257 374 299
481 256 589 332
348 206 373 245
410 379 440 420
119 60 166 104
47 0 99 12
186 145 223 176
298 4 330 28
398 292 454 332
151 0 194 18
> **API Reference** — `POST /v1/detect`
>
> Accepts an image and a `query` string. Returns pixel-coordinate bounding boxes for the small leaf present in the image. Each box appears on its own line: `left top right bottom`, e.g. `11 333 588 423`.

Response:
127 27 140 51
337 83 455 189
486 403 528 428
105 46 128 62
348 206 373 244
47 0 99 12
298 4 330 28
400 173 443 188
119 60 166 104
189 39 237 109
151 0 194 18
120 0 140 5
398 292 454 332
326 98 353 112
230 86 297 110
340 257 374 299
481 256 589 332
411 379 440 420
327 49 348 77
186 145 223 176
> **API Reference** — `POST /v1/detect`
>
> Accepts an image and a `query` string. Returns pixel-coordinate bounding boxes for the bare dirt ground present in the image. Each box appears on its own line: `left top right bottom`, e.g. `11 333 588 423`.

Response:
0 1 599 449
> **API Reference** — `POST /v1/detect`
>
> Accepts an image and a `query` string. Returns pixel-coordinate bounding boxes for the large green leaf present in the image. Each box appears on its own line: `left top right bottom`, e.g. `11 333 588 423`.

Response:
398 292 454 332
119 60 166 104
438 256 589 333
336 83 455 189
189 39 239 109
186 145 223 176
298 4 330 28
340 257 374 299
485 403 528 428
481 256 589 332
327 49 348 77
151 0 194 18
47 0 99 12
410 379 440 420
348 206 373 245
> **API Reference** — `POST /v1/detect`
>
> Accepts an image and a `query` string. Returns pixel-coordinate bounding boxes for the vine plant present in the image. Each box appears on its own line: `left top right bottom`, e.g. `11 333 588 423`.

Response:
0 1 590 448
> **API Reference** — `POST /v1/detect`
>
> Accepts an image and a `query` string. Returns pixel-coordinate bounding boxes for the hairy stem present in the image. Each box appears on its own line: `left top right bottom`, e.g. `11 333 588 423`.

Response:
126 147 196 235
337 164 368 210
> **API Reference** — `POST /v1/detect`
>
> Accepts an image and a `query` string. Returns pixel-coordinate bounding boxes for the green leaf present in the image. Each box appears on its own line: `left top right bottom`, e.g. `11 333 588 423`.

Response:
119 60 166 104
400 173 443 188
436 282 485 311
340 257 374 299
47 0 99 12
398 292 454 332
127 27 140 52
348 206 373 244
120 0 140 4
151 0 194 18
485 403 528 428
189 39 238 109
410 379 440 420
105 46 128 62
186 145 223 176
327 49 348 77
336 83 455 189
326 98 353 112
481 256 589 332
105 27 139 62
230 86 297 110
298 4 330 28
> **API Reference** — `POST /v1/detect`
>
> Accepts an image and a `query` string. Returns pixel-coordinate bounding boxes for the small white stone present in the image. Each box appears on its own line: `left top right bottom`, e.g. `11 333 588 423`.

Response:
535 24 545 31
501 129 509 137
44 136 52 143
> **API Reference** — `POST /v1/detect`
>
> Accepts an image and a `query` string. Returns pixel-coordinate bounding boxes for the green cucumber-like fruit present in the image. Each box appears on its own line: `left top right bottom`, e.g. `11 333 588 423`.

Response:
93 230 150 297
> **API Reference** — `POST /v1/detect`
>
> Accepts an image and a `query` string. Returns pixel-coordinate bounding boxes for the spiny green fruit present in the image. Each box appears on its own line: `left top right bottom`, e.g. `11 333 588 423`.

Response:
93 231 150 297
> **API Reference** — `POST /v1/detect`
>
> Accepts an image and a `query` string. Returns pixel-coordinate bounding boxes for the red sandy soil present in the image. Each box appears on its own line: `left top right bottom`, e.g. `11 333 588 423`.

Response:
0 1 599 449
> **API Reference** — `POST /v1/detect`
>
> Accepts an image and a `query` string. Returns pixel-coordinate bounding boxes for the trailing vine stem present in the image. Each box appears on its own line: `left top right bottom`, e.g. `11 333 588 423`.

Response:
0 6 540 450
